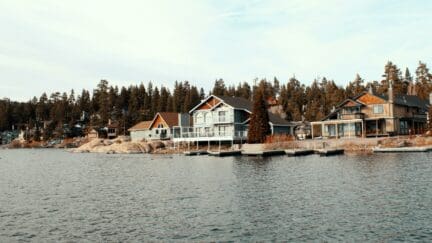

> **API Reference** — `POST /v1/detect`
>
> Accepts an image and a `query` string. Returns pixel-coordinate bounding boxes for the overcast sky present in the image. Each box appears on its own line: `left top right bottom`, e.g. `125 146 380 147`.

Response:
1 0 431 101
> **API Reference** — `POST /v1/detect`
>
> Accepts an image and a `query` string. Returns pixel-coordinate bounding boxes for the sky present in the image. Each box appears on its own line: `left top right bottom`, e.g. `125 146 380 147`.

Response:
1 0 431 101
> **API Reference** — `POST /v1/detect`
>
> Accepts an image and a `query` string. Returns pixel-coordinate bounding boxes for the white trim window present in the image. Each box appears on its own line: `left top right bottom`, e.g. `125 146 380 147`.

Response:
196 112 204 124
373 105 383 114
218 111 226 122
204 112 212 124
218 126 227 136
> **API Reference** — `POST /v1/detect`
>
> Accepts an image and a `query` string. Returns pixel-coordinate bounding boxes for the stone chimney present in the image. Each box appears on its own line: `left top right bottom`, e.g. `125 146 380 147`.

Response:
368 84 373 94
388 79 394 119
388 79 394 104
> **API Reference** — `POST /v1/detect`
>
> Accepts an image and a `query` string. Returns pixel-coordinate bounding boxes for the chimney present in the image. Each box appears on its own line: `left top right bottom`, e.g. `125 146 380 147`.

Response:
368 84 373 94
388 79 394 104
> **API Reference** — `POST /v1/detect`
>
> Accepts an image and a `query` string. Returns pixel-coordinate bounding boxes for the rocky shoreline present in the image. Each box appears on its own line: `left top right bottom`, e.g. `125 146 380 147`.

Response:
3 135 432 155
71 137 177 154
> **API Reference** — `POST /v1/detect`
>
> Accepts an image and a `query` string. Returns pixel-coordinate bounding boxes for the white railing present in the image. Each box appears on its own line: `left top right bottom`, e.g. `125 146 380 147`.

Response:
212 116 234 123
173 130 247 139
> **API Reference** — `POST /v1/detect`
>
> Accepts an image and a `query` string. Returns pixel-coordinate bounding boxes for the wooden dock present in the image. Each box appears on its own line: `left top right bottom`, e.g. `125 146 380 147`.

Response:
372 146 432 153
285 149 315 157
208 150 242 157
242 150 286 157
314 149 344 156
183 150 209 156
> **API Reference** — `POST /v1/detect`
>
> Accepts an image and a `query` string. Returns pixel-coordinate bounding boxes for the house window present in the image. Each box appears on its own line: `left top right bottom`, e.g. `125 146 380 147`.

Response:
218 126 226 136
205 112 212 124
373 105 383 114
196 113 204 124
219 111 226 122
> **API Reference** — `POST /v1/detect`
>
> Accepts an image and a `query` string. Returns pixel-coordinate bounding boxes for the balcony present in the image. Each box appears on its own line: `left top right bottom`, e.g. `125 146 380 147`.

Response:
212 116 234 124
173 130 248 142
340 112 365 120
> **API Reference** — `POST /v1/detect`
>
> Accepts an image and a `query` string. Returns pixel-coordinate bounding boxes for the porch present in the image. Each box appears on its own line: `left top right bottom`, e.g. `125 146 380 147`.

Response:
172 126 248 142
310 119 364 139
364 118 389 137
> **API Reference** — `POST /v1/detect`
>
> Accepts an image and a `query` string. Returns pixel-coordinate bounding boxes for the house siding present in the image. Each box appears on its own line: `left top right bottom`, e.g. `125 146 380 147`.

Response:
130 130 151 141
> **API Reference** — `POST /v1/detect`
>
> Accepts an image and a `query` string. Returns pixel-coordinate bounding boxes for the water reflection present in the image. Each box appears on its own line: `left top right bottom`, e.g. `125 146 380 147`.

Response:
0 149 431 241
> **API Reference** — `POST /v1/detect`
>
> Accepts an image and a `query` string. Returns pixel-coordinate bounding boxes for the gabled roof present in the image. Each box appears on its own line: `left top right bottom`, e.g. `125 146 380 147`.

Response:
393 95 429 110
149 112 179 128
189 95 253 113
191 95 293 126
346 91 428 110
128 121 152 131
338 98 364 108
216 96 253 111
268 113 293 126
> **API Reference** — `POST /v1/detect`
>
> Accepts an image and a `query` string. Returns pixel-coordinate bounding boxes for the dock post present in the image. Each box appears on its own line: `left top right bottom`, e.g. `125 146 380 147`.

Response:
219 140 221 152
208 140 210 150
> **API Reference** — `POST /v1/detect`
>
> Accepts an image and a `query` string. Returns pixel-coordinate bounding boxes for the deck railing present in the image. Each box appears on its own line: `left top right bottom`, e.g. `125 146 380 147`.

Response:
173 130 247 139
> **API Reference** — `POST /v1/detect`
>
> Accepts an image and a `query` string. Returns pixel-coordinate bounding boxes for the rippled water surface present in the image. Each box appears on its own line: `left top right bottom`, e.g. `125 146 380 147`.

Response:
1 149 432 241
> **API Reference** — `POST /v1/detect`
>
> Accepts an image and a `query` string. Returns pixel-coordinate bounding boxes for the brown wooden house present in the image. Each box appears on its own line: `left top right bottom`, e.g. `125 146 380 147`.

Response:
311 82 431 138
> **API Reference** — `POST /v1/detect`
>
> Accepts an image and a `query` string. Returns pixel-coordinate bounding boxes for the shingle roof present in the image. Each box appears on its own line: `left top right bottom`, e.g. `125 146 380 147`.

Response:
394 95 429 110
268 112 292 125
217 96 253 111
215 95 292 125
128 121 152 131
349 91 429 110
158 112 179 128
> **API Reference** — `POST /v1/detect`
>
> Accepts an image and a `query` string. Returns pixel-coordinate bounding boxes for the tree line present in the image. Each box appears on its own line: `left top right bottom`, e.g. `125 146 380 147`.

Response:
1 60 431 140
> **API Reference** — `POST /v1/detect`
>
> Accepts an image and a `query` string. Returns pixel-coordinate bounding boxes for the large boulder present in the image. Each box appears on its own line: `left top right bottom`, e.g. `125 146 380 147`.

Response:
150 141 165 150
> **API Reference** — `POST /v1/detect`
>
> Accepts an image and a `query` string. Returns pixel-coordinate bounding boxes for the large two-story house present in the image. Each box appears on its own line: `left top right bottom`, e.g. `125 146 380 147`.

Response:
310 82 431 138
173 95 295 143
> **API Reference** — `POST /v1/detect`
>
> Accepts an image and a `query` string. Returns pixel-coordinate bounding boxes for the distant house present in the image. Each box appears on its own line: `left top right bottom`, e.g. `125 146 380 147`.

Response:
106 123 119 139
173 95 295 142
310 82 431 138
87 128 99 140
129 112 190 141
128 120 152 141
0 130 19 144
293 121 311 140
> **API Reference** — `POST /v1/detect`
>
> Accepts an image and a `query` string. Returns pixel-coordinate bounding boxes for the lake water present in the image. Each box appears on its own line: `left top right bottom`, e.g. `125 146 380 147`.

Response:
0 149 432 241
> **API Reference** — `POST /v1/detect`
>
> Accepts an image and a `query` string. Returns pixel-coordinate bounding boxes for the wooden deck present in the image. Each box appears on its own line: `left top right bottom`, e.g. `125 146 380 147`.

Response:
373 146 432 153
314 149 345 156
208 150 242 157
285 149 315 157
183 150 209 156
241 150 286 157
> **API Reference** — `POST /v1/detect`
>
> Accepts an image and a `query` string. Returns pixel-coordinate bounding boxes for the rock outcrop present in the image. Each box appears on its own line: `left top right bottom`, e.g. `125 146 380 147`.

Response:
72 138 167 154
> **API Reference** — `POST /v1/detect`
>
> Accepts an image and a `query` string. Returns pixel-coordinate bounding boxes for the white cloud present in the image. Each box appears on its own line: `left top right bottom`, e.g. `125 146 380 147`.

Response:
0 0 431 100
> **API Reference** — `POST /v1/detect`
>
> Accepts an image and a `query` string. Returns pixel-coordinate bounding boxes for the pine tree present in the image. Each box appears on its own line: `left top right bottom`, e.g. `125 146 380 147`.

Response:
151 87 160 115
247 88 270 144
212 79 227 96
378 61 405 95
345 74 365 97
159 86 170 112
415 61 432 100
